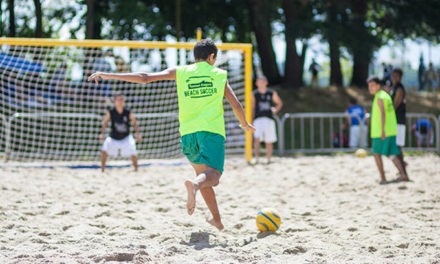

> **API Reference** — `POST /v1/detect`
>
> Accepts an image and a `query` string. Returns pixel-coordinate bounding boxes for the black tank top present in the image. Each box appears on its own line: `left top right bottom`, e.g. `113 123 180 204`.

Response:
254 89 273 119
109 107 130 140
390 82 406 124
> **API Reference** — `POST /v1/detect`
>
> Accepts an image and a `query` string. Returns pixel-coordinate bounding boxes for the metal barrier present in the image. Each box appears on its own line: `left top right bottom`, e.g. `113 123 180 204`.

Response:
279 112 440 155
279 113 364 155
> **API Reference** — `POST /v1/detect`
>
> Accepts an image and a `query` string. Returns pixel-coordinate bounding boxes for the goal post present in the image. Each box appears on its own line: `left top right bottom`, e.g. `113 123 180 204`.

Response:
0 38 253 162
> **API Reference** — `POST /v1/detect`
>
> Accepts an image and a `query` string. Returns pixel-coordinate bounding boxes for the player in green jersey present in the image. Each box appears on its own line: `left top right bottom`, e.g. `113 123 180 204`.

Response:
89 39 255 230
367 76 409 184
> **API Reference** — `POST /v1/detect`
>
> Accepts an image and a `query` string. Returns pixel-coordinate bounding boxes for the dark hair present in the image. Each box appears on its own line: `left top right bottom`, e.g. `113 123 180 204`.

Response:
366 76 382 85
392 67 403 77
349 97 357 105
194 39 218 60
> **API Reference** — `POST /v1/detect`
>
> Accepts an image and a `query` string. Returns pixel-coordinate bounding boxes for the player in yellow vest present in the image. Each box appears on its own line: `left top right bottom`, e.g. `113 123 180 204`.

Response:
367 76 409 184
89 39 255 230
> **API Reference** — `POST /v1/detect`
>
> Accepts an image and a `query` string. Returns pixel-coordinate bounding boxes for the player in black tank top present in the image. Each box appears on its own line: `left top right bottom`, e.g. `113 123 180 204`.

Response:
390 68 408 177
253 89 274 119
109 107 131 140
251 76 283 164
99 94 142 172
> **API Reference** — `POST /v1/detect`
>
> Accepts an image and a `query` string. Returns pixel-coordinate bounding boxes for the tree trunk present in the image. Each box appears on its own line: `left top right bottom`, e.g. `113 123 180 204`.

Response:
245 0 281 84
86 0 101 39
326 0 343 87
282 0 308 89
329 36 343 86
33 0 42 37
0 0 3 36
351 55 369 88
349 0 371 88
7 0 15 37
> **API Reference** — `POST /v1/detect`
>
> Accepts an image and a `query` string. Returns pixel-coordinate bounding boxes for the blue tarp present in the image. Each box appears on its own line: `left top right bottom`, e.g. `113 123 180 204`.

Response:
0 53 45 73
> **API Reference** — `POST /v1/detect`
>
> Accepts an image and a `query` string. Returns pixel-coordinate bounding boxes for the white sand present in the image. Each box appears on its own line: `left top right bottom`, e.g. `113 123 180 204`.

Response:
0 154 439 264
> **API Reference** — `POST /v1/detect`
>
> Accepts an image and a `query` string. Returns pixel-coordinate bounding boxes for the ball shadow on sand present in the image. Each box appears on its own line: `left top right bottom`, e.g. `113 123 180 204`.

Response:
182 232 227 250
257 231 280 239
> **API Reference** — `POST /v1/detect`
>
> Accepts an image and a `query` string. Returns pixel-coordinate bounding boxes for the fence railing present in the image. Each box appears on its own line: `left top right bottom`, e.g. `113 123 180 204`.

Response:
2 112 439 161
278 112 440 155
279 113 365 155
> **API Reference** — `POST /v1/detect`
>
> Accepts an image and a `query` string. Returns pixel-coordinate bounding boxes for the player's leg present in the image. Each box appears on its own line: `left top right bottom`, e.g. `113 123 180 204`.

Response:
101 151 107 172
188 162 223 230
123 135 138 171
391 156 409 181
373 154 386 184
130 155 138 171
253 118 263 163
254 138 261 160
184 162 221 214
266 143 273 163
265 118 277 164
396 125 408 173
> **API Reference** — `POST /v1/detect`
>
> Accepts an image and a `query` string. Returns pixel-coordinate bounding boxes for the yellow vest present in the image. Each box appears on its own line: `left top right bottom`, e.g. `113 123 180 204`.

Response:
176 62 227 137
371 90 397 138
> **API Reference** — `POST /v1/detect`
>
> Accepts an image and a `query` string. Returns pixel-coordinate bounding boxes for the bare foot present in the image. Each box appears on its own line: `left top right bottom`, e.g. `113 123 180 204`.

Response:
184 180 197 215
207 217 224 231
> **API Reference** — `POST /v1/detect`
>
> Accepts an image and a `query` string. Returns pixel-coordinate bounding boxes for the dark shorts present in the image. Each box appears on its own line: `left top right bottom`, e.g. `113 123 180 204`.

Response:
181 131 225 174
372 136 401 156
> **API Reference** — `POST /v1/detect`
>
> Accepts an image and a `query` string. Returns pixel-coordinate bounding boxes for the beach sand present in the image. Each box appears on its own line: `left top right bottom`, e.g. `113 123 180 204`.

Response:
0 154 439 263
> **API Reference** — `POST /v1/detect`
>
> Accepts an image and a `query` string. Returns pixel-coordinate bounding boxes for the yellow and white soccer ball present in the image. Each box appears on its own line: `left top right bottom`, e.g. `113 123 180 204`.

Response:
355 148 367 158
256 208 281 232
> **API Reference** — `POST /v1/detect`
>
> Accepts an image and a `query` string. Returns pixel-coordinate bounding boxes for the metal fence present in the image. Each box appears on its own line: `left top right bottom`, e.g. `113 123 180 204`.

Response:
279 113 365 155
278 112 440 155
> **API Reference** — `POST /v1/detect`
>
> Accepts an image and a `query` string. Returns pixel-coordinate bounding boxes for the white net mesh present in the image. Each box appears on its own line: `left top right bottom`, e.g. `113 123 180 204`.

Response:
0 41 246 161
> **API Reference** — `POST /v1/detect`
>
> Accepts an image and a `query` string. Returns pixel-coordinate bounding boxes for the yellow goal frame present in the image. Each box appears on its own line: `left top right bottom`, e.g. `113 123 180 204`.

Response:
0 38 253 162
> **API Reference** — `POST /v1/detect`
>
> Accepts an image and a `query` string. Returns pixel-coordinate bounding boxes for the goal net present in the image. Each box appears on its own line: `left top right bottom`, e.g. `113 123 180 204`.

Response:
0 39 252 161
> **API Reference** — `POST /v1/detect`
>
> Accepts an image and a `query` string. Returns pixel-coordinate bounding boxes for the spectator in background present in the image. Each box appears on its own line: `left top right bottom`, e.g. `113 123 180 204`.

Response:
252 75 283 164
343 97 367 148
424 62 437 92
309 59 320 88
382 63 391 84
389 68 408 175
411 119 434 148
418 56 425 91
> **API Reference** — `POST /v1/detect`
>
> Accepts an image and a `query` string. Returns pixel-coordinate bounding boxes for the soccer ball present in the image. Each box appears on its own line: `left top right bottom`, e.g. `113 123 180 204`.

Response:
256 208 281 232
355 148 367 158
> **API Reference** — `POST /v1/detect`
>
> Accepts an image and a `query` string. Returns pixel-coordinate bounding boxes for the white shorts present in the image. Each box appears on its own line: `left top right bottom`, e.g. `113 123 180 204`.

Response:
415 131 434 146
102 135 137 157
396 124 406 147
254 117 277 143
349 125 367 147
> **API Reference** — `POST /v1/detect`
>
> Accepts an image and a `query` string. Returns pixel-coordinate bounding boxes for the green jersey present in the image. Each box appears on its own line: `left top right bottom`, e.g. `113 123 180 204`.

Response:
371 89 397 138
176 61 227 138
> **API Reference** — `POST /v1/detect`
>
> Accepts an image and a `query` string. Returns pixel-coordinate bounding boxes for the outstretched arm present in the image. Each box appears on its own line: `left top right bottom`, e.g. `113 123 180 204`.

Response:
88 68 176 84
224 81 255 132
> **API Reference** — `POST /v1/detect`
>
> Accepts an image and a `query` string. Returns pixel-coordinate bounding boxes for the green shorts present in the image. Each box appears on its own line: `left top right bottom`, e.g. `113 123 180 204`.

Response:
372 136 401 156
181 131 225 174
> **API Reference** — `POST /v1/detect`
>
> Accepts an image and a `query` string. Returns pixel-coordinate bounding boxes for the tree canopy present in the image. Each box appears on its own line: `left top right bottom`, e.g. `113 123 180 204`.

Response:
1 0 439 88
